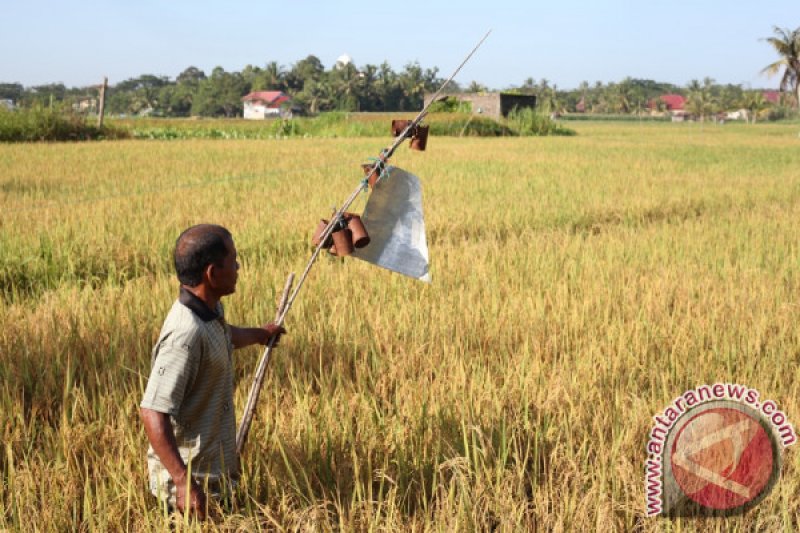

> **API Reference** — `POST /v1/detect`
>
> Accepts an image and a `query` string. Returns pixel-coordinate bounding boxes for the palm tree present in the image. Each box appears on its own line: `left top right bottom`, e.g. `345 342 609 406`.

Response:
540 85 561 114
591 81 606 113
538 78 550 92
399 62 428 110
358 64 379 111
578 80 589 111
375 61 398 111
330 62 362 111
742 91 769 123
762 26 800 108
717 84 743 113
300 80 332 114
262 61 285 90
612 79 635 113
686 78 716 121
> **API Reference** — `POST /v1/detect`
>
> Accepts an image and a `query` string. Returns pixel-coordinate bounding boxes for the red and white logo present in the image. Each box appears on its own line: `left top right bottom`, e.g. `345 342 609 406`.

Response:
646 385 794 517
671 407 775 511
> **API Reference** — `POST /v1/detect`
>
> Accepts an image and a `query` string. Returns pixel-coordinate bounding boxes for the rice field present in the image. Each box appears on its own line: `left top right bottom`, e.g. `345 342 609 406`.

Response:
2 120 800 531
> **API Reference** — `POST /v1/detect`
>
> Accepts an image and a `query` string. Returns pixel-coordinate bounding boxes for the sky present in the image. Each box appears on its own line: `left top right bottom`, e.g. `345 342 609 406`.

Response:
1 1 797 91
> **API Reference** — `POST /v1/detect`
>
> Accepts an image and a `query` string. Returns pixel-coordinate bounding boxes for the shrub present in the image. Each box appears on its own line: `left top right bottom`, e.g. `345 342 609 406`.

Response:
120 111 578 141
0 105 128 142
428 114 513 136
766 105 799 122
506 107 576 136
428 97 472 113
558 113 670 122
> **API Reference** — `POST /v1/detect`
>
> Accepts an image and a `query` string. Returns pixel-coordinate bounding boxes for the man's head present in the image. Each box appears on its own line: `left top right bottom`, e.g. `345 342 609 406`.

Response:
174 224 238 295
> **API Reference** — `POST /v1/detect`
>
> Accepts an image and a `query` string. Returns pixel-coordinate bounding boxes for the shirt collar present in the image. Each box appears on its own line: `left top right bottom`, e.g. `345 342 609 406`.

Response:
179 287 221 322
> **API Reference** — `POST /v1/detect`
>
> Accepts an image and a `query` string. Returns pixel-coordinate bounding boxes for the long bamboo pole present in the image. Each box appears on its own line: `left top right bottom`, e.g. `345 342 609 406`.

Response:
236 31 491 457
274 29 492 327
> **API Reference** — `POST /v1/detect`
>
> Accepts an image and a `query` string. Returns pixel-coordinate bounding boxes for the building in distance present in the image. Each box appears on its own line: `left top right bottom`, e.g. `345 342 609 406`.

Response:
423 92 537 119
242 91 292 119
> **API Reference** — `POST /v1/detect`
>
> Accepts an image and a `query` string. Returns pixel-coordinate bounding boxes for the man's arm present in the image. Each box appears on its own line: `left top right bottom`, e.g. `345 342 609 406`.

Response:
230 322 285 349
139 408 207 519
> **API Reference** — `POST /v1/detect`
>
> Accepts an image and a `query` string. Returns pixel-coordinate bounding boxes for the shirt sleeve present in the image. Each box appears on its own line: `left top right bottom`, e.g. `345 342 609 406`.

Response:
140 338 201 417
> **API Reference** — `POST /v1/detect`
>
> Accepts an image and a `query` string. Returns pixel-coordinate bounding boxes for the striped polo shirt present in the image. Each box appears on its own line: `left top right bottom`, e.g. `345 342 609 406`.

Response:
141 287 238 504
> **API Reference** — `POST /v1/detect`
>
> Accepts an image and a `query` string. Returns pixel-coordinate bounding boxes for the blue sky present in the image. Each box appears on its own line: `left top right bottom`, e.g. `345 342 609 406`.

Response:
1 1 797 90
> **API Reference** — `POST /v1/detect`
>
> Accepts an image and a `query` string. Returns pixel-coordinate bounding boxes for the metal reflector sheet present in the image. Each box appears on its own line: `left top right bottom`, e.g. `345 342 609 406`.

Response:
351 166 431 282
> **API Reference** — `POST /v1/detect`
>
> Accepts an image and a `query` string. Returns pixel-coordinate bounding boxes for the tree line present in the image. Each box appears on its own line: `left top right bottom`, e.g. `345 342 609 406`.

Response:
0 57 445 117
1 26 797 119
530 26 799 121
0 70 787 120
519 76 795 122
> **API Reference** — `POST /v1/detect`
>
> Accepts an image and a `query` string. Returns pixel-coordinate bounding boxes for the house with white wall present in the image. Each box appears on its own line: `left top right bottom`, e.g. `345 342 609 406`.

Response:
242 91 291 119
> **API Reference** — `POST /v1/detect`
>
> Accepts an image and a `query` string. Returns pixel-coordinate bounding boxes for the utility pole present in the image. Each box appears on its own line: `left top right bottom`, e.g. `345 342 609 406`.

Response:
97 77 107 128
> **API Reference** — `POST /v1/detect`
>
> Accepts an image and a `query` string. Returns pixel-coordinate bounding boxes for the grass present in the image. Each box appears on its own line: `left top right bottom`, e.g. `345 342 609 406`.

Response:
111 111 565 140
0 105 128 142
0 109 570 143
1 120 800 530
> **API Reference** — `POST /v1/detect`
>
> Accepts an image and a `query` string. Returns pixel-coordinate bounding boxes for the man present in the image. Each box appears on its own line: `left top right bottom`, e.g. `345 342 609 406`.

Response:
140 224 285 519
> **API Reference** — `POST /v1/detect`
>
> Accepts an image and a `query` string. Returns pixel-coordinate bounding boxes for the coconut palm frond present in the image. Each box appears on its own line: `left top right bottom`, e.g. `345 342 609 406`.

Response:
761 25 800 108
761 59 787 77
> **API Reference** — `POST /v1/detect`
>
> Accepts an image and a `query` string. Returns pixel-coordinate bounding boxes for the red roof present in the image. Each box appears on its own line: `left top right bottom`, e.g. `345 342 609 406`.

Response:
242 91 290 107
762 90 780 104
647 94 686 111
659 94 685 111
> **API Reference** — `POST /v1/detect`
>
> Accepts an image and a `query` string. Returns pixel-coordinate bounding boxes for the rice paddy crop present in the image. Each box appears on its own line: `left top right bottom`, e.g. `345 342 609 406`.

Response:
2 120 800 531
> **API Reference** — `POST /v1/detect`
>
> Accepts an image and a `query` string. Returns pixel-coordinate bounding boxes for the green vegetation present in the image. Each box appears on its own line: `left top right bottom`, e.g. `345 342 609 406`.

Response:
761 26 800 110
2 24 798 121
506 107 575 136
112 112 568 140
0 105 127 142
559 113 670 122
2 122 800 530
0 59 443 118
0 109 570 143
428 96 473 113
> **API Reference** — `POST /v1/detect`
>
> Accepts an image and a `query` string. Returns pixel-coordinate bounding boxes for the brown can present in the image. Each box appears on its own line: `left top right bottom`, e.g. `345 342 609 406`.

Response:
345 213 370 248
410 124 429 151
362 163 381 188
330 228 354 256
391 119 412 137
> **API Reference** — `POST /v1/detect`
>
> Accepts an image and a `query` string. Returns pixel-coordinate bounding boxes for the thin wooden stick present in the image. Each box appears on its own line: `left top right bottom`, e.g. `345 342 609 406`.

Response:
236 272 294 456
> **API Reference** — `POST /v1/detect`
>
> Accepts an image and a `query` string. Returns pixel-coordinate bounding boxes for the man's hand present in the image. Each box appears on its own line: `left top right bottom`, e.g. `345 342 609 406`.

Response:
262 322 286 346
140 408 208 520
174 471 207 520
230 323 287 349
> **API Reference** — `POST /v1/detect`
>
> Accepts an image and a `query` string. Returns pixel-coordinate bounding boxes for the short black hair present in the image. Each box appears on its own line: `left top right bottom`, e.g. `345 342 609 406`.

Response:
174 224 233 287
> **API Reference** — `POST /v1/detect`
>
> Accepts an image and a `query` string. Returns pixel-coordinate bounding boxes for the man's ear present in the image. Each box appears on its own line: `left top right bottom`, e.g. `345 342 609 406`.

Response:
204 263 216 286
